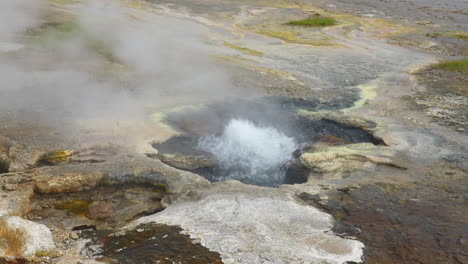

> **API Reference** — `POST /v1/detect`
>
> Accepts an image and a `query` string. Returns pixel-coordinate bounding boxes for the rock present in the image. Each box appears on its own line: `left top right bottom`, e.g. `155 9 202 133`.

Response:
87 201 115 220
0 184 34 217
53 256 105 264
314 134 350 145
34 172 104 194
97 156 210 193
158 153 216 170
456 127 464 132
316 180 468 264
133 186 364 264
299 143 395 179
30 155 209 194
0 216 56 260
0 173 35 217
69 232 79 240
8 145 46 172
30 183 165 230
36 150 74 166
456 255 468 264
459 238 468 246
91 223 222 263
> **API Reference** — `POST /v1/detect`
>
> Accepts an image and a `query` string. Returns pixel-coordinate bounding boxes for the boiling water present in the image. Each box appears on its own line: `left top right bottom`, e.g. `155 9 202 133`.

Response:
197 119 297 186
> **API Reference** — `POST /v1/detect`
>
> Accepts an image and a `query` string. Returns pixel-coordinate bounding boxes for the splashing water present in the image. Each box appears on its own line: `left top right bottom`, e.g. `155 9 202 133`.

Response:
197 119 297 186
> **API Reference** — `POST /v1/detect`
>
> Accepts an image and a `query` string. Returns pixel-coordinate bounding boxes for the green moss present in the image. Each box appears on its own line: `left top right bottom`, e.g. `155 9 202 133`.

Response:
286 15 336 27
451 33 468 39
27 21 117 62
433 59 468 75
426 32 441 38
425 32 468 39
28 21 81 44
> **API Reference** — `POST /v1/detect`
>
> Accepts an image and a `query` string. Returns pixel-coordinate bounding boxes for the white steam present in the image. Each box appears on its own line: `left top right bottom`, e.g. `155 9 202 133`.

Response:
0 0 41 44
0 0 234 149
198 119 297 186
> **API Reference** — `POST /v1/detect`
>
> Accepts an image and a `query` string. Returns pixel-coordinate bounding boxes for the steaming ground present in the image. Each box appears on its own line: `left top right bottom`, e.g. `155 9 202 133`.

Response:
1 0 466 264
0 0 235 151
0 1 366 263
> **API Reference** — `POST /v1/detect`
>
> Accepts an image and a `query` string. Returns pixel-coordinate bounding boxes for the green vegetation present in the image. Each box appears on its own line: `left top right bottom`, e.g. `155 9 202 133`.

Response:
286 15 336 27
27 21 117 62
28 21 81 44
433 59 468 75
426 31 468 39
452 33 468 39
426 32 441 38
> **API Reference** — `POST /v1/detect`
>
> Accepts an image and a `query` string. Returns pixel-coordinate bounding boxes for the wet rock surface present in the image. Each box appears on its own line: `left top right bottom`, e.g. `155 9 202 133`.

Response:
300 163 468 264
134 183 365 264
83 223 223 264
29 183 166 230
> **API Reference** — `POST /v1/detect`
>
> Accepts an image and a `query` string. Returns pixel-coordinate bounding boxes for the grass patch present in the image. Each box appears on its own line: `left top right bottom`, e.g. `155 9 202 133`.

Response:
27 21 118 62
286 15 336 27
451 33 468 39
425 32 468 39
426 32 441 38
433 59 468 75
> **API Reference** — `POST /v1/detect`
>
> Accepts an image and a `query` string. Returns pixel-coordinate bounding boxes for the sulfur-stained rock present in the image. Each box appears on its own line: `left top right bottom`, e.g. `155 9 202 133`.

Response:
37 150 74 166
0 216 57 260
34 172 105 194
300 143 395 179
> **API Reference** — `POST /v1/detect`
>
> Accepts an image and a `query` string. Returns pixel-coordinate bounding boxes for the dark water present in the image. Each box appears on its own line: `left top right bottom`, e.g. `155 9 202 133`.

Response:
82 223 223 264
